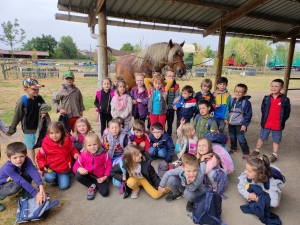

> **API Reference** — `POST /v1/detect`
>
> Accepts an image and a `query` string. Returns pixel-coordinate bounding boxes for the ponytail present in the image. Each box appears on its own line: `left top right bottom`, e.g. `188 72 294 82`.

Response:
247 154 272 183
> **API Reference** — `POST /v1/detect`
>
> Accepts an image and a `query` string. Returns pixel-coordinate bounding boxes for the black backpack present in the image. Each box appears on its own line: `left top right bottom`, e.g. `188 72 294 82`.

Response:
188 190 226 225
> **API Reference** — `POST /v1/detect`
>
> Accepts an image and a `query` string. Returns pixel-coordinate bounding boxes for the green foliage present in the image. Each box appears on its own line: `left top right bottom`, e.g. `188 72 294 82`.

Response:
108 55 116 63
120 42 134 51
133 37 148 54
57 36 78 59
192 43 198 51
193 44 205 66
275 43 289 63
204 45 212 58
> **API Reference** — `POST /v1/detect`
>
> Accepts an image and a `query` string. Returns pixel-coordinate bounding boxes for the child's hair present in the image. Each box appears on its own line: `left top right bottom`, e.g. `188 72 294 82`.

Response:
73 117 92 141
196 138 220 162
201 79 212 90
115 117 125 128
114 74 124 82
198 100 211 108
152 74 164 84
247 155 272 183
116 80 127 95
235 83 248 93
6 142 27 158
151 122 164 131
102 77 112 85
166 69 175 74
132 120 145 132
182 85 193 94
108 118 121 128
216 77 228 85
272 78 284 87
123 145 145 176
47 121 67 146
181 123 195 139
152 66 162 73
182 154 199 168
83 131 101 153
135 72 145 78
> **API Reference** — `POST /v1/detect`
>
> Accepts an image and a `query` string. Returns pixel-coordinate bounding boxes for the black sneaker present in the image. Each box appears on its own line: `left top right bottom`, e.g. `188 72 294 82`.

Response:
87 184 97 200
186 201 194 212
165 192 182 203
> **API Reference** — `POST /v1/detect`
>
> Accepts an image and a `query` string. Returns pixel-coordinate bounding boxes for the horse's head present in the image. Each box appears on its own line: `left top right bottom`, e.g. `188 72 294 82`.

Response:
167 39 186 77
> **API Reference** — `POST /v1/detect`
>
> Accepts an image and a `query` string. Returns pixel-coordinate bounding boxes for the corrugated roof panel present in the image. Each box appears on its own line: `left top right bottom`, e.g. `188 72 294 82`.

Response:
121 0 139 14
126 0 147 15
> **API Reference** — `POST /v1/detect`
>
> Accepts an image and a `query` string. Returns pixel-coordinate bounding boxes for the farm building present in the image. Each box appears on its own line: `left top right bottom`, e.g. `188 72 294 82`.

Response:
0 50 49 59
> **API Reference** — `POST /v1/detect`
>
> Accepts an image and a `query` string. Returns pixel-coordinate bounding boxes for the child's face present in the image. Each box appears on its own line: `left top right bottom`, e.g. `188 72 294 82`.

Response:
152 71 160 77
9 153 26 167
216 82 227 92
153 80 163 90
49 128 62 142
113 79 117 87
117 84 126 95
270 82 282 95
108 122 121 137
85 137 99 154
201 84 210 94
245 163 258 180
102 80 111 91
77 122 88 135
133 150 142 163
199 104 210 116
64 78 74 87
182 164 198 181
134 130 144 138
151 128 163 139
182 90 192 99
135 76 144 87
197 139 210 155
165 72 176 80
234 86 246 99
25 88 39 98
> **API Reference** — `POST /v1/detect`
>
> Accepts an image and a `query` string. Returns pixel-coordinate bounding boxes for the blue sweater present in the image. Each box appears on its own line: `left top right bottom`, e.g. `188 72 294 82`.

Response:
149 131 175 162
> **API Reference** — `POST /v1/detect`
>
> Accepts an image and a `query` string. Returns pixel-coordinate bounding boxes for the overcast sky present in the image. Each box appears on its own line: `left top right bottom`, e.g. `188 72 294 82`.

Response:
0 0 222 52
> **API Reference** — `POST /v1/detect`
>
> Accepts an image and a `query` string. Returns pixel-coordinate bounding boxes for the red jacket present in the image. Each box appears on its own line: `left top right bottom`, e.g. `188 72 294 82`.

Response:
37 134 79 173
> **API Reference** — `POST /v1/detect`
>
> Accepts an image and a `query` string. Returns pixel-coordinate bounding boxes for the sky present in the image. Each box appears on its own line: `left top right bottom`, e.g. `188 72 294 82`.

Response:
0 0 221 52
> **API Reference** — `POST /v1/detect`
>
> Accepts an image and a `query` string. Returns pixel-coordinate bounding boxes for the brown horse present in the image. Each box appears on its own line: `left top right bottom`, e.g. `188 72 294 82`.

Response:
116 39 186 89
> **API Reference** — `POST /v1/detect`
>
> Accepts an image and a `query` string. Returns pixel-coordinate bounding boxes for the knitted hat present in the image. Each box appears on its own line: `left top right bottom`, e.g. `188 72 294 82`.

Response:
22 78 42 89
62 71 75 79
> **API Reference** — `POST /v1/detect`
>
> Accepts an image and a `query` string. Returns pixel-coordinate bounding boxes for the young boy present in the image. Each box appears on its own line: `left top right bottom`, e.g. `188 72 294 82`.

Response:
195 78 215 113
7 78 50 164
129 120 150 152
193 100 219 138
0 142 46 211
226 84 252 159
173 85 197 128
149 123 174 163
52 71 85 132
213 77 231 133
251 79 291 163
112 74 125 90
158 154 206 212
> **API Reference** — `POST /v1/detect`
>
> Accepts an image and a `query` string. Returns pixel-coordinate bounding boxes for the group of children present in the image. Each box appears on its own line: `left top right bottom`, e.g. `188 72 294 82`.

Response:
0 70 290 222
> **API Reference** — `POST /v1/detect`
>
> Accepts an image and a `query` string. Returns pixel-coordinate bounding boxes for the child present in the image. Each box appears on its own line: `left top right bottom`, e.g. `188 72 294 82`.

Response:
195 78 215 112
130 73 149 123
0 142 46 211
0 117 8 134
102 119 130 161
226 84 253 159
152 66 162 77
173 85 197 128
110 145 170 199
213 77 231 133
251 79 291 163
71 117 92 151
148 123 174 163
238 155 284 208
112 74 125 90
36 121 79 190
129 120 150 152
194 100 219 138
73 132 112 200
52 71 85 132
111 80 133 131
94 77 114 135
158 154 205 212
7 77 50 164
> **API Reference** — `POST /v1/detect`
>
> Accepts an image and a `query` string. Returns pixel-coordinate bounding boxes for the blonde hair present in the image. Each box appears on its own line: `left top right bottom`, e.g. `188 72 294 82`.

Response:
114 74 124 82
102 77 112 85
73 118 92 141
181 123 195 139
182 154 199 168
201 79 212 90
123 145 145 176
152 73 164 84
132 120 145 132
135 72 145 78
108 118 121 128
83 131 101 154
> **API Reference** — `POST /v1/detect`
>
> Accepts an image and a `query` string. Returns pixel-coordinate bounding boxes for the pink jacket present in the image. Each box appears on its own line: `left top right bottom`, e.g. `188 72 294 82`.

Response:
73 147 112 178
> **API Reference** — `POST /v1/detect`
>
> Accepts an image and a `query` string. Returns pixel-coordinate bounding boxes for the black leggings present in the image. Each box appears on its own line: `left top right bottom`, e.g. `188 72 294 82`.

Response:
75 172 109 197
100 113 112 135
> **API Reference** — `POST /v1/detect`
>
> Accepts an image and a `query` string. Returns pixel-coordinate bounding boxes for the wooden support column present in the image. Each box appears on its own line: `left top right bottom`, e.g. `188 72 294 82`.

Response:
215 26 227 90
283 36 296 96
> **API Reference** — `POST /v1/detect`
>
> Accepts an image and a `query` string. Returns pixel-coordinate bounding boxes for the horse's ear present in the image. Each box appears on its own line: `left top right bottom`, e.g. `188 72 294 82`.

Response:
169 39 174 48
180 41 185 47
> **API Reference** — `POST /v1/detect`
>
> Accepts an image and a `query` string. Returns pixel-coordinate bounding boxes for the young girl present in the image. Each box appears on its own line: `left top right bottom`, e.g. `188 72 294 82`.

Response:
71 117 92 151
238 155 284 207
110 145 170 199
94 77 114 135
73 132 112 200
111 80 132 130
195 79 215 113
130 73 149 122
36 121 79 190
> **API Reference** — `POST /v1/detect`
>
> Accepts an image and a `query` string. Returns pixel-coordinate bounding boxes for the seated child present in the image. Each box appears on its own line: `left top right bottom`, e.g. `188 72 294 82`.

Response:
158 154 205 212
36 121 79 190
73 132 112 200
149 123 175 163
110 145 170 199
71 117 92 151
0 142 46 211
128 120 150 153
102 116 125 137
195 78 215 113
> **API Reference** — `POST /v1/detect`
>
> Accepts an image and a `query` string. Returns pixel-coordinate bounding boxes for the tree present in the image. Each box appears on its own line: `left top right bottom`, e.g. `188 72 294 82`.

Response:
120 42 134 51
193 44 205 66
275 43 289 63
133 37 148 54
204 45 212 58
31 48 38 60
0 18 26 58
57 36 78 59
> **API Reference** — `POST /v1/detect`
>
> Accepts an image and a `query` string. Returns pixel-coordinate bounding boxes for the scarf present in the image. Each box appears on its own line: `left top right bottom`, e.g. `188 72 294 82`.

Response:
115 94 127 110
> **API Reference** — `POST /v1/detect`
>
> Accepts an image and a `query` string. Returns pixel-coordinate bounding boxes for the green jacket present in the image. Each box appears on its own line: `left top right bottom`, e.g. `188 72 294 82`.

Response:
193 115 219 138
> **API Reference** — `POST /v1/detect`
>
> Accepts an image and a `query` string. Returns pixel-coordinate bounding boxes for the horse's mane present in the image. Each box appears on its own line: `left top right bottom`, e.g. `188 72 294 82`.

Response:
134 42 183 67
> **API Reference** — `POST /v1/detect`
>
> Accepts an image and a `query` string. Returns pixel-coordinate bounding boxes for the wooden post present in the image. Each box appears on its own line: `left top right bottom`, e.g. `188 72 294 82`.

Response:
283 36 296 96
215 26 227 90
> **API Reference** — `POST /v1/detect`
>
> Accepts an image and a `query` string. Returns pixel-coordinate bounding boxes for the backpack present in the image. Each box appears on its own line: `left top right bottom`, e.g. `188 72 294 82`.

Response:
112 155 126 194
15 194 59 224
188 190 226 225
212 145 235 174
228 99 246 125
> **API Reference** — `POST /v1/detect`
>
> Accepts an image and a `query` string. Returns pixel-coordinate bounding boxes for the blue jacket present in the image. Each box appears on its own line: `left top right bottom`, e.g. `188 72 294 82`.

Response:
227 96 252 127
173 95 197 121
261 94 290 130
149 131 175 163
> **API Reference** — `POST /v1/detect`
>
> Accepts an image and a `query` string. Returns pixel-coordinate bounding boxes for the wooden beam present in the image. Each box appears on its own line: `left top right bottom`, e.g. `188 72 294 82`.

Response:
88 0 105 27
273 27 300 43
283 36 296 96
204 0 270 37
215 26 227 89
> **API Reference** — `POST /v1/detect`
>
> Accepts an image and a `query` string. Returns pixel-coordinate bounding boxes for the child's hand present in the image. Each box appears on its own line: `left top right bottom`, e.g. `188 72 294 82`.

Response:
186 176 196 184
201 153 213 162
122 174 126 181
153 143 158 148
132 100 137 104
158 186 166 194
224 120 228 124
97 176 107 183
132 141 137 145
240 125 246 131
73 153 79 160
59 108 67 115
173 106 177 110
215 104 220 108
78 167 88 175
136 98 142 103
80 112 83 117
180 118 186 124
35 185 46 206
40 113 46 118
248 193 259 202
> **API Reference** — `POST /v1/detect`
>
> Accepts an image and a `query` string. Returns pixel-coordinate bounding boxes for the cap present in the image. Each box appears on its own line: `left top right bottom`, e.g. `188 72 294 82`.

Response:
22 78 43 89
62 71 75 79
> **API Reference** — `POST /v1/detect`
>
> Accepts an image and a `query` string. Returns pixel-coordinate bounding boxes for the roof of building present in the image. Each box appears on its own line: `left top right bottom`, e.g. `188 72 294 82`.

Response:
0 50 49 56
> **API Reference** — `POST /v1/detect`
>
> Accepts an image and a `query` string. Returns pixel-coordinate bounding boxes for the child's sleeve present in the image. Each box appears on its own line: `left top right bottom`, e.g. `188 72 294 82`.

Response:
242 101 253 127
119 96 132 119
141 90 149 105
237 171 250 200
72 154 82 174
36 148 47 171
104 153 112 177
70 144 79 157
283 97 291 123
7 99 23 134
110 163 123 182
52 91 62 112
110 97 118 118
94 95 100 109
164 137 175 163
78 90 85 113
268 178 284 207
0 118 8 133
144 78 153 92
159 167 181 188
164 79 173 93
224 94 231 119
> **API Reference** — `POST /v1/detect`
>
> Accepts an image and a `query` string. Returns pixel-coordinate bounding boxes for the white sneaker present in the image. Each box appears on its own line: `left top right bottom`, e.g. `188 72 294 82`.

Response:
131 188 140 199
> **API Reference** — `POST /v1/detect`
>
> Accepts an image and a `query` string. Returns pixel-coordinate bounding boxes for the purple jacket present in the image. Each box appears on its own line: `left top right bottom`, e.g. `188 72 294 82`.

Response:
130 86 149 118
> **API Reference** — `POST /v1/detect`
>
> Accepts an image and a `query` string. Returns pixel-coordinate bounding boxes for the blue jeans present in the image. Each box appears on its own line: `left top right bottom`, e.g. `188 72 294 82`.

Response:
44 171 70 190
149 147 167 159
228 124 249 154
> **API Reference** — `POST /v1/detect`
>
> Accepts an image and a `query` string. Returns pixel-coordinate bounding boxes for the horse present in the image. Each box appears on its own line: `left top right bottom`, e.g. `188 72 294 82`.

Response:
115 39 186 89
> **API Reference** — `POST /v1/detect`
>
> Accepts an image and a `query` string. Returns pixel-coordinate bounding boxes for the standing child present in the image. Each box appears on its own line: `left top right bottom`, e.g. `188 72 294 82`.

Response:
111 80 133 131
36 121 79 190
52 71 85 132
130 73 149 123
128 120 150 152
226 84 253 159
112 74 125 90
94 77 114 135
251 79 291 163
73 132 112 200
195 78 215 113
7 78 50 165
0 142 46 211
71 117 92 151
110 145 170 199
213 77 231 133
